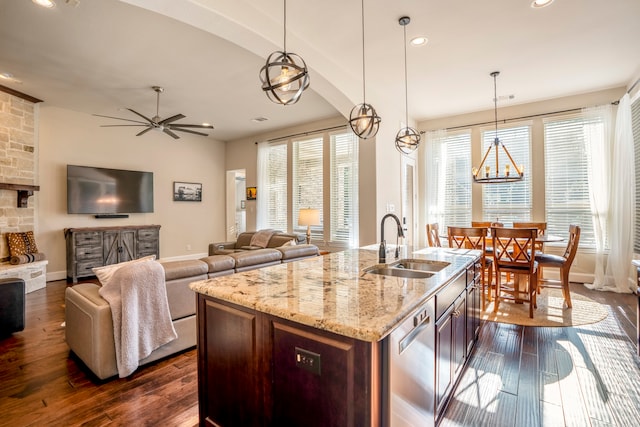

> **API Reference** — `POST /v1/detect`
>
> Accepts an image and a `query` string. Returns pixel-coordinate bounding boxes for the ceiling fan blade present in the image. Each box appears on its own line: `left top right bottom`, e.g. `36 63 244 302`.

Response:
136 127 154 137
158 114 186 125
100 124 149 127
93 114 148 125
163 128 181 139
168 123 215 129
170 127 211 137
126 108 154 124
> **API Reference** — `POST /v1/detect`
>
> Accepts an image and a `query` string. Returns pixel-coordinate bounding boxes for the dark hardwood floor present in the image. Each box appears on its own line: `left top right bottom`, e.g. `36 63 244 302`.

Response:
0 280 638 426
0 280 198 427
441 285 640 427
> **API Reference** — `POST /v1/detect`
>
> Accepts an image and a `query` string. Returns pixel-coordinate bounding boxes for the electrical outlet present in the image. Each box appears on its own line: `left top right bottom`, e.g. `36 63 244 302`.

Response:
295 347 321 375
386 203 395 213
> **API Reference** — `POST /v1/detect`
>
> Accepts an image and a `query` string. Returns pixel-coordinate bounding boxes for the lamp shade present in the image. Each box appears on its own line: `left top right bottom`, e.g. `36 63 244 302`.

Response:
298 208 320 226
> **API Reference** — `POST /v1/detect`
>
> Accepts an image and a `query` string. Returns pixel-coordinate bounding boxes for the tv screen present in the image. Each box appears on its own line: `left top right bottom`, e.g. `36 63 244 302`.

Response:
67 165 154 214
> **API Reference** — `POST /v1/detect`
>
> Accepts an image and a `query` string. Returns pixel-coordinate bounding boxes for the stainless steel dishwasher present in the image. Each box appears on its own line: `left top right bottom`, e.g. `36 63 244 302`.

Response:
382 297 436 427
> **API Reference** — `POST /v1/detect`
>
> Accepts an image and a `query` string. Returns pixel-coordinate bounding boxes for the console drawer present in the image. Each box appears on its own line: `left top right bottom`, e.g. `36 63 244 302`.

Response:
138 228 159 241
77 260 103 276
74 232 102 247
76 245 103 260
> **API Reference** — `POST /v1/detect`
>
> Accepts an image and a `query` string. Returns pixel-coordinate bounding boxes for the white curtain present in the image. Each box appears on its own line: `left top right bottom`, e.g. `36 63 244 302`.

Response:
587 96 635 293
256 141 269 230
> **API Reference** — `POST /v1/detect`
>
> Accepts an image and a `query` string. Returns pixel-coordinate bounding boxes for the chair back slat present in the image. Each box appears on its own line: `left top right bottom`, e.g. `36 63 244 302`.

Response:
426 223 442 247
447 226 487 251
563 225 581 263
492 227 537 273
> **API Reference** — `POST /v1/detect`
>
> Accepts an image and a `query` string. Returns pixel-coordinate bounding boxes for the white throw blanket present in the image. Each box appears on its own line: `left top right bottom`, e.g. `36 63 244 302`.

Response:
98 260 177 378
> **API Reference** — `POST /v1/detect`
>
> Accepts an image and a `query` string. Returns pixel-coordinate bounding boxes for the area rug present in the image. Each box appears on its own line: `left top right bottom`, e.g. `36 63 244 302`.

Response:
482 288 608 327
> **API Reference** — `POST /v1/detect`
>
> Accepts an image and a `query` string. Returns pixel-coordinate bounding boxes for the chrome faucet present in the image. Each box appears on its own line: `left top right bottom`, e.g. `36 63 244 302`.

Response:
379 213 405 264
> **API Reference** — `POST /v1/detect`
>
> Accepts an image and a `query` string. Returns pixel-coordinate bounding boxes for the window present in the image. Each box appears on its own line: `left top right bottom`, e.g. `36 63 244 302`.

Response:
426 130 472 231
293 136 323 240
482 125 532 223
330 132 359 247
259 143 287 231
633 98 640 252
257 128 359 247
544 113 602 247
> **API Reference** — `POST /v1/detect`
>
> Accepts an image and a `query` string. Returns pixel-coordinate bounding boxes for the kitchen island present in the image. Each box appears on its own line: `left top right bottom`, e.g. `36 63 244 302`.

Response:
190 246 481 427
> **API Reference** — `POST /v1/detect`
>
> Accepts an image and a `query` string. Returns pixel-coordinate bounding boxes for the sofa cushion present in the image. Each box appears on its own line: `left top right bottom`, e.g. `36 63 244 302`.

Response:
235 232 255 248
230 248 282 269
278 244 319 262
160 259 208 282
200 255 236 274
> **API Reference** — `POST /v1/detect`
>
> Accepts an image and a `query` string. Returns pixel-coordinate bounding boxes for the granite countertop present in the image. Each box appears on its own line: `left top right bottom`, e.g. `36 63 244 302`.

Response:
190 246 478 342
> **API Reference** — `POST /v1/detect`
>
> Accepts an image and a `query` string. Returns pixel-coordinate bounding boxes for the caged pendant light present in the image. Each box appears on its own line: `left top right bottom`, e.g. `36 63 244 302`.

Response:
259 0 310 105
348 0 381 139
472 71 524 183
395 16 420 155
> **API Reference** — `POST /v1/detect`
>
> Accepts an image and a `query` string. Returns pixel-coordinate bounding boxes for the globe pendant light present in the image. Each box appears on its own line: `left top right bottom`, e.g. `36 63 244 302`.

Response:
471 71 524 183
348 0 381 139
395 16 420 155
259 0 310 105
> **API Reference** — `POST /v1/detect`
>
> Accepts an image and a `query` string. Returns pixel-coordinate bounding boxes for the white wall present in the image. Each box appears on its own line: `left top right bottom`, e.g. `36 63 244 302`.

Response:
38 106 227 281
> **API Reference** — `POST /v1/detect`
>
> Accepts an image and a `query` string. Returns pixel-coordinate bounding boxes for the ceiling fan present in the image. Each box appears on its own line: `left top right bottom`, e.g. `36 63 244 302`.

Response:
94 86 214 139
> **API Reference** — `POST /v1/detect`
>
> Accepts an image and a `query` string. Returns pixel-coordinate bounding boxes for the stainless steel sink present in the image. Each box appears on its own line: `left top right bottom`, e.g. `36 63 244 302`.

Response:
363 259 449 279
392 259 450 272
364 266 434 279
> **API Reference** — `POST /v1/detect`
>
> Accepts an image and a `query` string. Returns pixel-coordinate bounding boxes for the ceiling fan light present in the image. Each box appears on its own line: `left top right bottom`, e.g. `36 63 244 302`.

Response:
531 0 554 8
349 103 381 139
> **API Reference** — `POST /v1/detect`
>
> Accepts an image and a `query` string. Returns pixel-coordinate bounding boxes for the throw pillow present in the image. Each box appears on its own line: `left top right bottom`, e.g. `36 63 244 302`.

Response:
7 231 39 256
92 255 156 287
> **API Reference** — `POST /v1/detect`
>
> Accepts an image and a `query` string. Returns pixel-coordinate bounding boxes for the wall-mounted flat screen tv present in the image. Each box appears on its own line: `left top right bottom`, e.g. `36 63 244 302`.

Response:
67 165 154 214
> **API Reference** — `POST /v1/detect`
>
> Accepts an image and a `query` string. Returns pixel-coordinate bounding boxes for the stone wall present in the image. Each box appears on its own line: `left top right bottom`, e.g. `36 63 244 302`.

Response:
0 91 38 260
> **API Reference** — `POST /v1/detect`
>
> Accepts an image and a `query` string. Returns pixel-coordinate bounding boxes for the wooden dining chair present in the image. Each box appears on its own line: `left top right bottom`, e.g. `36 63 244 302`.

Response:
448 226 492 310
513 222 547 253
534 225 581 309
491 227 538 318
426 223 442 247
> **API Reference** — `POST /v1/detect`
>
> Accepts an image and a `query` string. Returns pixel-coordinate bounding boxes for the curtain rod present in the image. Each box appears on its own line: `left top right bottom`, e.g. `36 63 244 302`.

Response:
628 77 640 95
438 102 618 132
260 123 348 144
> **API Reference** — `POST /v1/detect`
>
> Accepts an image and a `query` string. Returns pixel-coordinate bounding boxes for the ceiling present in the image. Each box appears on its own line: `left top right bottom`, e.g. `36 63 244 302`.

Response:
1 0 639 142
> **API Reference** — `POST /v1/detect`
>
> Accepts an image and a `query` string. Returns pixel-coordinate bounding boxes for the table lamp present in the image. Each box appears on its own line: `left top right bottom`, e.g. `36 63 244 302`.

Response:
298 208 319 244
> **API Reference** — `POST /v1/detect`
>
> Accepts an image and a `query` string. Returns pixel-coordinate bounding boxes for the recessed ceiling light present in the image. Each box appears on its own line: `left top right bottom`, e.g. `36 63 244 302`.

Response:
410 36 428 46
531 0 554 8
251 117 269 123
32 0 56 8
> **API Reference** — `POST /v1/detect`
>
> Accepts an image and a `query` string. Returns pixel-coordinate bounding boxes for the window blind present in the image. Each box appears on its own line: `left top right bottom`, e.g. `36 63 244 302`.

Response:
482 125 532 223
330 131 359 247
543 114 599 247
293 136 323 240
262 143 288 231
632 98 640 252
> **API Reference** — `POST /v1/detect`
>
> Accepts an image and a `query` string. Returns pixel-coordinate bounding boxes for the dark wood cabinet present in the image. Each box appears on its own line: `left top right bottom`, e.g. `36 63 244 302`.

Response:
196 295 376 427
435 263 479 421
64 225 160 283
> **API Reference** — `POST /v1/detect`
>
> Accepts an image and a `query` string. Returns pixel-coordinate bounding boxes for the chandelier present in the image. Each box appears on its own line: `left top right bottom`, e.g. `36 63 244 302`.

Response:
348 0 380 139
259 0 310 105
472 71 524 183
395 16 420 155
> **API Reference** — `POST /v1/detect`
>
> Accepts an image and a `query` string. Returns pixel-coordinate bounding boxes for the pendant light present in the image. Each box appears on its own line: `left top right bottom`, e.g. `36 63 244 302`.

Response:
472 71 524 183
259 0 310 105
348 0 381 139
395 16 420 155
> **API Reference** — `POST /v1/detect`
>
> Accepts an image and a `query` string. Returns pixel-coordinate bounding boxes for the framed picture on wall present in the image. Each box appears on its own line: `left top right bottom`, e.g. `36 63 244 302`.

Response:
173 181 202 202
246 186 257 200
